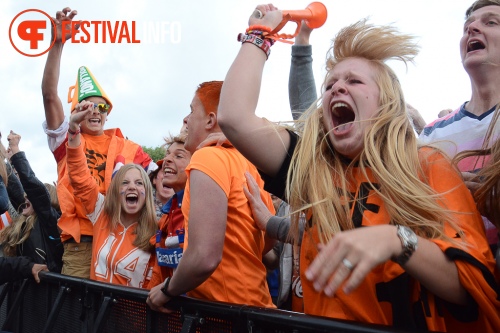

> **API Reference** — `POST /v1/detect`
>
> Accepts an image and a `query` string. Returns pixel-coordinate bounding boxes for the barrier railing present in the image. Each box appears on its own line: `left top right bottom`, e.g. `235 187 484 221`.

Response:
0 272 408 333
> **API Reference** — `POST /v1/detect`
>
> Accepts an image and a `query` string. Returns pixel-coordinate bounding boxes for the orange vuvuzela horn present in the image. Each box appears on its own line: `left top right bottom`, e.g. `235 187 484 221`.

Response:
267 2 327 41
282 2 327 29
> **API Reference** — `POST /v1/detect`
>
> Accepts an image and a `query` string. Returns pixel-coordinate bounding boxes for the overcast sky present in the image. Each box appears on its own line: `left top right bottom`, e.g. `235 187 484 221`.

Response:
2 0 474 182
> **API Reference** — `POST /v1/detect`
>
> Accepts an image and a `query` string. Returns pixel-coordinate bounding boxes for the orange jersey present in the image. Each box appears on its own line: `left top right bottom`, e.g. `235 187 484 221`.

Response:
66 144 154 288
182 146 275 307
51 127 154 242
299 148 500 331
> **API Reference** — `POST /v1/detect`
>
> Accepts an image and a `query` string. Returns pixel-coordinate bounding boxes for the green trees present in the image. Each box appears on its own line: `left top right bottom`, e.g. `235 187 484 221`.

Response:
142 145 165 162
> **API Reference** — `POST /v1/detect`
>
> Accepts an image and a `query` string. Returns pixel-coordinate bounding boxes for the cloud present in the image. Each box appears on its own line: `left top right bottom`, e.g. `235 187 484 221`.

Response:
1 0 473 183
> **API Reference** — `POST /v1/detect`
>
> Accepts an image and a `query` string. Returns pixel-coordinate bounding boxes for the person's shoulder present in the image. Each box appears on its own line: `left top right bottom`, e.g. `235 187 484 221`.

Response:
418 146 447 161
104 128 143 150
104 127 125 139
420 106 463 138
427 108 461 128
190 147 232 171
192 145 228 158
417 146 455 175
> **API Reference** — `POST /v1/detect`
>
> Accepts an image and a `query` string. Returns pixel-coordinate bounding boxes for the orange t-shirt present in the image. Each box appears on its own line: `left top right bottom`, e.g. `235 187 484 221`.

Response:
300 148 500 332
182 146 275 307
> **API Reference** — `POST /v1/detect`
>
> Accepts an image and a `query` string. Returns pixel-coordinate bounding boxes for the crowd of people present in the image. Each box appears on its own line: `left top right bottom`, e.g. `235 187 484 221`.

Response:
1 1 500 332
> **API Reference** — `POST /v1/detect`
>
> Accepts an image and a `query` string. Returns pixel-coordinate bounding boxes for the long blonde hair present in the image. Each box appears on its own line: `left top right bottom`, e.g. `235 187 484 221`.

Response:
0 183 59 257
103 164 156 252
287 20 460 244
0 158 7 187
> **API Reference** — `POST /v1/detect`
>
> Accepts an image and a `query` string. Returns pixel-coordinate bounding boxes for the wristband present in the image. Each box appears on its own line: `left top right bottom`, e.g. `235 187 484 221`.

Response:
160 277 175 298
68 126 81 136
246 25 272 34
237 33 271 59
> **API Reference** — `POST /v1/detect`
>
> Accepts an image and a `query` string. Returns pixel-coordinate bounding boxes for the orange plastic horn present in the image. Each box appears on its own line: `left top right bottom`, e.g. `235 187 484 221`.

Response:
282 2 327 29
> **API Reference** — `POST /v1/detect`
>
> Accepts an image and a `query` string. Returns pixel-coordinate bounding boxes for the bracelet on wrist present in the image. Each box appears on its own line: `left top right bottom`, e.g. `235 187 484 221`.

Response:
160 277 176 298
67 125 81 142
237 33 272 59
68 126 81 136
246 25 272 34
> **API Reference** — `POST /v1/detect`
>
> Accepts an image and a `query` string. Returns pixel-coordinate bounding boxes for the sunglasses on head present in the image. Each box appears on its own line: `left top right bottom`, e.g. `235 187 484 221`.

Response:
92 103 111 114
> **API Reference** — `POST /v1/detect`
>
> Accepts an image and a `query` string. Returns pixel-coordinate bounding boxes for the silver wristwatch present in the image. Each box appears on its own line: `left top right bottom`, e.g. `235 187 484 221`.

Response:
393 225 418 266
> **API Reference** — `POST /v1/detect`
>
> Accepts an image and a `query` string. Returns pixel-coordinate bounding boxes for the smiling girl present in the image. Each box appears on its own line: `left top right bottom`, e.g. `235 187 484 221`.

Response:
66 103 157 288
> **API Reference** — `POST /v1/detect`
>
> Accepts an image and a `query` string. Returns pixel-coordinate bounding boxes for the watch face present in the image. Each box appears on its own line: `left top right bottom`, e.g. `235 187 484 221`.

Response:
401 226 418 247
408 232 418 244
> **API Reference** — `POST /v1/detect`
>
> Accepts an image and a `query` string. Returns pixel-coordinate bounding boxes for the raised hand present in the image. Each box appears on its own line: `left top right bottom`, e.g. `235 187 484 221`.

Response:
295 20 313 45
69 100 95 129
249 4 283 30
7 130 21 156
52 7 80 44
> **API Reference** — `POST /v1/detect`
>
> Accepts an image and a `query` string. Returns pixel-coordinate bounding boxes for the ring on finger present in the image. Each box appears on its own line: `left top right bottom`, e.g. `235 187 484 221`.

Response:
342 258 354 270
253 9 263 19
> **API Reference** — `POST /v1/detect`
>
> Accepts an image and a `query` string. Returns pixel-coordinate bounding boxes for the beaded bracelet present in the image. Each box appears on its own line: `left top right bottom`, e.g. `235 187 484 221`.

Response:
246 25 272 34
246 29 266 37
245 25 276 46
237 33 272 59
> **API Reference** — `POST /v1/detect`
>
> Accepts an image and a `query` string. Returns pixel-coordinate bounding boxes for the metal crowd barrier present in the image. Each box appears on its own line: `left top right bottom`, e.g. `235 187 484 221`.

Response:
0 272 408 333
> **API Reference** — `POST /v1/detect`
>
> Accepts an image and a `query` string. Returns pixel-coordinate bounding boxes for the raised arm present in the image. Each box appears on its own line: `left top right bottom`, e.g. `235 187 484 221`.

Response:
66 104 100 216
8 132 60 232
4 162 24 213
42 8 78 130
1 134 24 212
218 5 290 177
289 21 317 120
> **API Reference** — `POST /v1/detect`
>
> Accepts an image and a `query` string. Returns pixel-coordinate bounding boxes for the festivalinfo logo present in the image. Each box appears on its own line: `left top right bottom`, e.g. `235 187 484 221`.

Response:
9 9 182 57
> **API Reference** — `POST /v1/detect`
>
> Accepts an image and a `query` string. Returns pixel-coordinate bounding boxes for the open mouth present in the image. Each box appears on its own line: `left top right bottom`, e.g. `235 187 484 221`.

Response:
331 102 355 132
467 40 485 52
164 167 176 175
126 194 138 205
89 118 101 125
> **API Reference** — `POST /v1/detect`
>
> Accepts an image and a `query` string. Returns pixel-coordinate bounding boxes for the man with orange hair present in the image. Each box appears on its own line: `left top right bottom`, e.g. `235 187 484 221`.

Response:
147 81 276 310
41 7 156 278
